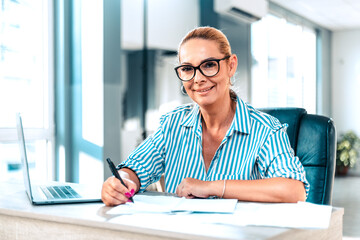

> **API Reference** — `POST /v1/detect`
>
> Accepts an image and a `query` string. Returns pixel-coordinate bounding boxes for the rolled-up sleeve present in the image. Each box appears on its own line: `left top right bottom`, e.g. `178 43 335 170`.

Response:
118 124 166 192
257 125 310 198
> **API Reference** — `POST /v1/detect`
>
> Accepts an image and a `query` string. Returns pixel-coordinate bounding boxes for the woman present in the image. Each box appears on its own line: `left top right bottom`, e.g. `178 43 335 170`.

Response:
101 26 309 206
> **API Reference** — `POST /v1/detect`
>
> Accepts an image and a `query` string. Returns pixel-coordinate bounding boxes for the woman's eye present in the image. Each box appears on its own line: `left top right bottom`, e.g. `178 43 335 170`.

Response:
203 61 217 69
180 66 193 72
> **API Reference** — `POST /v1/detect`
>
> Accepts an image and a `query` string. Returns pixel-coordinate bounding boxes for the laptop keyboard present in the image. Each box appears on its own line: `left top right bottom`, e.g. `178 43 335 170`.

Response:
40 186 81 199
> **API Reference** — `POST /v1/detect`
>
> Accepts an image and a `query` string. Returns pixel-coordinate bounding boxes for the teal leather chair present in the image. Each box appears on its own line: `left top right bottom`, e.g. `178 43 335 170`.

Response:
259 108 336 205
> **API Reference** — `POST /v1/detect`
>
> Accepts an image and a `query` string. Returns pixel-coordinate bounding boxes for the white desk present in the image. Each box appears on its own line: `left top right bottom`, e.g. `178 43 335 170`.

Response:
0 181 343 240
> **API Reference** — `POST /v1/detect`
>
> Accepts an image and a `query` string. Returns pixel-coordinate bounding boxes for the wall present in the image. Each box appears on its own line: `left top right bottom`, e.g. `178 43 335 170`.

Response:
121 0 199 51
317 29 332 117
332 30 360 137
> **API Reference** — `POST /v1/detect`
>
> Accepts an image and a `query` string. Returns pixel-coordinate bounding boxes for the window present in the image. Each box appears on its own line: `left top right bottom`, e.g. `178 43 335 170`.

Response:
79 0 104 184
251 14 317 113
0 0 54 181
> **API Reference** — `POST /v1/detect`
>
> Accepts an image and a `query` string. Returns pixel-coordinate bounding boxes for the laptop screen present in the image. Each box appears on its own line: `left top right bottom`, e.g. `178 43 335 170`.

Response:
16 113 34 201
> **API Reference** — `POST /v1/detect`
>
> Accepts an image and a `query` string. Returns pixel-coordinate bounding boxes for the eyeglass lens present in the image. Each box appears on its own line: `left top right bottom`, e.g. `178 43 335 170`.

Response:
176 60 219 81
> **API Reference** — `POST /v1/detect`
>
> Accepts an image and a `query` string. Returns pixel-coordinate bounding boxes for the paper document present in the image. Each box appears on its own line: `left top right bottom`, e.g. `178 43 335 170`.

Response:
208 201 333 229
108 194 237 215
108 195 333 230
172 198 238 213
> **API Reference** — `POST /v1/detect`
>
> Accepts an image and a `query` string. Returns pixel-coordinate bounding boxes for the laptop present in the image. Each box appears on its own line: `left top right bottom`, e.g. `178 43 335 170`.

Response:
16 113 102 205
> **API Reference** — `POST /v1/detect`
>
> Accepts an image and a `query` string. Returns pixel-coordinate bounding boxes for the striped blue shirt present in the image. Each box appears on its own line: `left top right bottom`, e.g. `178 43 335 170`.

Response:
119 97 310 197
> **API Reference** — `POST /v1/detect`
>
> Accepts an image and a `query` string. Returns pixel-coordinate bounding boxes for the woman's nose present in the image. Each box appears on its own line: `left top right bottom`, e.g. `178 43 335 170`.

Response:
193 68 206 83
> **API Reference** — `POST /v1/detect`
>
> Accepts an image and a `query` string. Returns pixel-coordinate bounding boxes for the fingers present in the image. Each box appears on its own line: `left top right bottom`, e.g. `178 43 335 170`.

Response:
176 178 210 199
101 176 136 206
122 177 138 195
176 178 194 198
176 186 194 198
101 177 126 206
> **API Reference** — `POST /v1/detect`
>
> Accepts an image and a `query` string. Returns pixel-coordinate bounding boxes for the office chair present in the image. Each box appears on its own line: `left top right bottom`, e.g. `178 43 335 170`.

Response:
259 108 336 205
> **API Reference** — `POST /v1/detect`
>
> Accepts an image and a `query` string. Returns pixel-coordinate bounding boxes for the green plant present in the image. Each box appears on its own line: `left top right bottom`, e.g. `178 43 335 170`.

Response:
336 131 360 168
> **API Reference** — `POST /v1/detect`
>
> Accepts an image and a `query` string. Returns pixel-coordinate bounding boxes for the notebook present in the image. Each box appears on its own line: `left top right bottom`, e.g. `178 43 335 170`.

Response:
16 113 102 205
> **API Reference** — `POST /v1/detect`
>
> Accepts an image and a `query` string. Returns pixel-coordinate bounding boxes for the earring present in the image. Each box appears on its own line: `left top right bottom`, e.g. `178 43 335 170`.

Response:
230 77 235 86
181 85 187 95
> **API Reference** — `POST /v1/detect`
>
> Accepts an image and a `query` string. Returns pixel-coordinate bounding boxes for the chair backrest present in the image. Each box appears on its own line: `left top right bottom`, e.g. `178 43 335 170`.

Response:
259 108 336 205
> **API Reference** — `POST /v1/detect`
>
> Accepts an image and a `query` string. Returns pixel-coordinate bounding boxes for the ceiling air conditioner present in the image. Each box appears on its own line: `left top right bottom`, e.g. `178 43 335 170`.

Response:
214 0 268 23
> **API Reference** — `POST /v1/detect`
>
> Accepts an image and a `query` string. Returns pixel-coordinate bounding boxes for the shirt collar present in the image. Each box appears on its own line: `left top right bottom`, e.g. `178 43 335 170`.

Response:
180 96 251 135
180 103 200 128
232 97 251 134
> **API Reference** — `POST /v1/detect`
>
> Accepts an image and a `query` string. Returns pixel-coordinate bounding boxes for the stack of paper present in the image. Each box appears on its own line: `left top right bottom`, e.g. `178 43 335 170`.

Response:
108 194 333 229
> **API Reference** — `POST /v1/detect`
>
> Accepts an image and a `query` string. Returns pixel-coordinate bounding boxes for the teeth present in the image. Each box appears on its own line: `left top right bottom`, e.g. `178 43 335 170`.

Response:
199 87 212 92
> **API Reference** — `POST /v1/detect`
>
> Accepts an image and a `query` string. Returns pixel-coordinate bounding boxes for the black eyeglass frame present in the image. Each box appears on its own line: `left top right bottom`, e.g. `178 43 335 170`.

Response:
174 55 230 82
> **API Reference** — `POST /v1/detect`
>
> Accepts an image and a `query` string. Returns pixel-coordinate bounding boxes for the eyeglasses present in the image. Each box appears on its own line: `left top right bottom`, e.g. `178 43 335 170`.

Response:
174 56 230 82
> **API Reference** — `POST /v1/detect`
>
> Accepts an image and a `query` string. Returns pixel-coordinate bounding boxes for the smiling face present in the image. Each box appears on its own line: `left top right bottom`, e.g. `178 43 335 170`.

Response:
178 38 237 108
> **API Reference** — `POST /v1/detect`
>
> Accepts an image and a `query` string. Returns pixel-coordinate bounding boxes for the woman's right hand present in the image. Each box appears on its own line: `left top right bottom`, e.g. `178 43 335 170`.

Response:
101 172 138 206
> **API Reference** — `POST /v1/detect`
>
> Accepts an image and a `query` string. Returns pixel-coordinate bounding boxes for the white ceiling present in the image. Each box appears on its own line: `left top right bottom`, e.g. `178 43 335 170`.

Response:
270 0 360 31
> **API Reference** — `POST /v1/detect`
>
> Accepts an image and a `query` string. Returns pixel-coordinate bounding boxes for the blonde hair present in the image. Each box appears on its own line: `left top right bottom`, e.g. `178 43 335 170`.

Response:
178 26 232 60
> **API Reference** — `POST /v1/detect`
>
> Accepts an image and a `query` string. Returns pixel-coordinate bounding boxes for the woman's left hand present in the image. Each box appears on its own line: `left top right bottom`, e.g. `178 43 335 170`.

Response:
176 178 212 198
